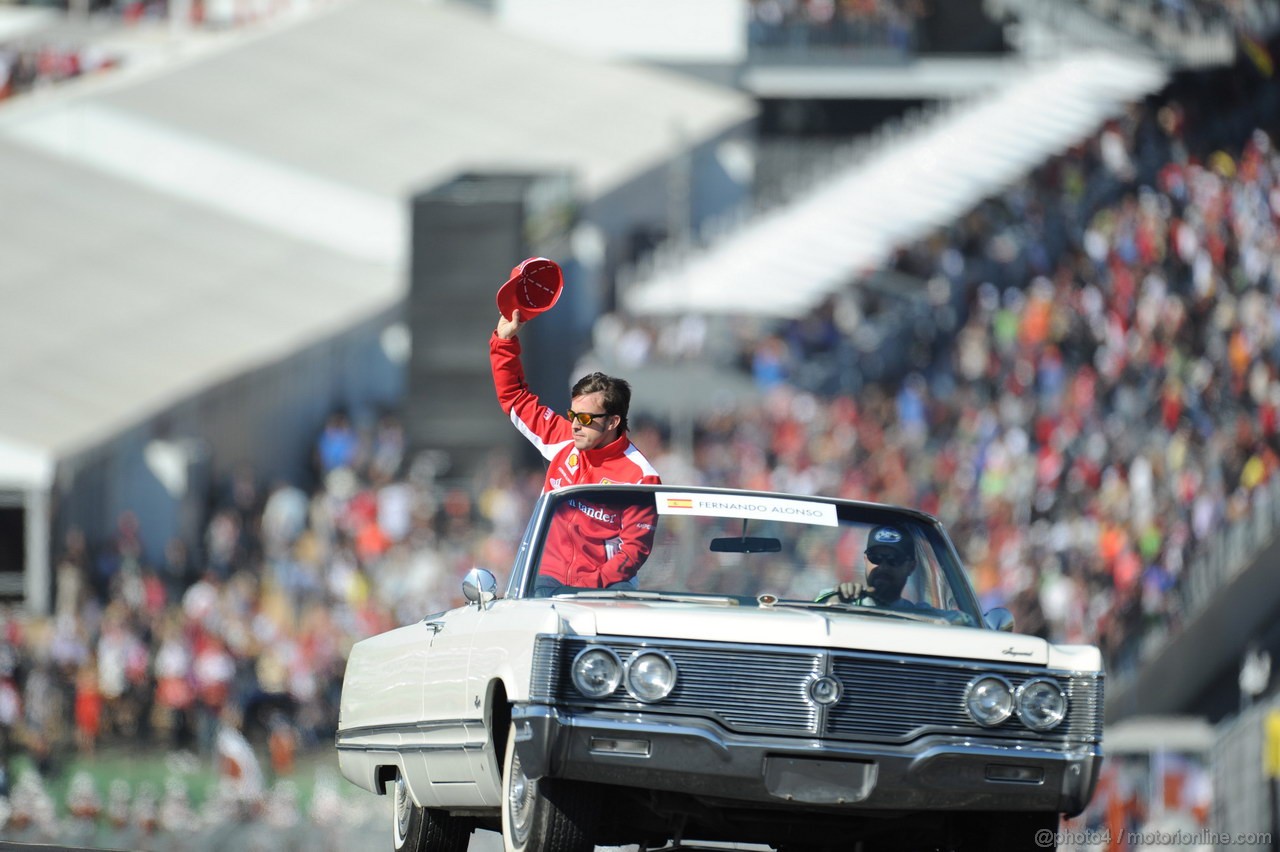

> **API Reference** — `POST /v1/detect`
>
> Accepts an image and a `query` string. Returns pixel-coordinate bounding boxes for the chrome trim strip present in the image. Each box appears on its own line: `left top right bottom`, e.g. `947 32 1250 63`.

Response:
337 718 481 740
515 703 1101 761
337 742 485 754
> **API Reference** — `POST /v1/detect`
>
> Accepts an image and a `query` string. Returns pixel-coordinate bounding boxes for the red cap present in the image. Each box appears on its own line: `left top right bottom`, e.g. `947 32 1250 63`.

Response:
497 257 563 319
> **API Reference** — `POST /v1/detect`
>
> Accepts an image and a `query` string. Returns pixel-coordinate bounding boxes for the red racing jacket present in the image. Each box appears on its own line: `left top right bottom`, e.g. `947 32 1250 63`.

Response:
491 332 661 586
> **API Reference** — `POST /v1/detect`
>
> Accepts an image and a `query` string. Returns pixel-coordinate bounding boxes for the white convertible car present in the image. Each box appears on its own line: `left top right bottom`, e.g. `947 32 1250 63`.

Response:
337 484 1104 852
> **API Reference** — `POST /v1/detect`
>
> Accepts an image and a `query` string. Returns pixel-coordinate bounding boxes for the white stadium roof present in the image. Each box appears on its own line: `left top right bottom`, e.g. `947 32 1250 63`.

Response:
0 0 754 468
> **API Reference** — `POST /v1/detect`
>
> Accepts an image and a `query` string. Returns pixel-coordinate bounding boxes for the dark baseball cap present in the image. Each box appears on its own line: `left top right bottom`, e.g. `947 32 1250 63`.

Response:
497 257 563 319
865 525 914 566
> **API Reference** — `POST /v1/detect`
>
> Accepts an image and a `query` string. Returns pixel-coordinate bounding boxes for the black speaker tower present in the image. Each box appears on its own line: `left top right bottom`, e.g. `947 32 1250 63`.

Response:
406 172 575 480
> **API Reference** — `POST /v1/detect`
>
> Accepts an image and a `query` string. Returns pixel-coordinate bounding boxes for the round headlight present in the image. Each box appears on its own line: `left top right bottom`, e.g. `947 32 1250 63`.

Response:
1016 678 1067 731
965 676 1014 727
571 647 621 698
625 651 677 703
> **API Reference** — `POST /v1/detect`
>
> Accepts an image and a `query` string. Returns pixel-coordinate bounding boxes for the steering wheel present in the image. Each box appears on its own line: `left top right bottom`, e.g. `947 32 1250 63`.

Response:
814 583 871 604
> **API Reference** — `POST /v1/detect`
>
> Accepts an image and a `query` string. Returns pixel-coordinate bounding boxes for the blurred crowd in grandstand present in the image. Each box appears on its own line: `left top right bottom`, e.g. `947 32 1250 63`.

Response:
4 0 1278 103
744 0 1280 58
5 64 1279 843
0 0 317 101
599 67 1280 674
0 753 385 850
747 0 927 55
0 39 119 100
0 407 546 845
3 4 1280 847
1158 0 1279 34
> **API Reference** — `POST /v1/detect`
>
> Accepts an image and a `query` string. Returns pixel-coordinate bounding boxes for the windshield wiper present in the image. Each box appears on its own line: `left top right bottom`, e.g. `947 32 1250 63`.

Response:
768 600 954 624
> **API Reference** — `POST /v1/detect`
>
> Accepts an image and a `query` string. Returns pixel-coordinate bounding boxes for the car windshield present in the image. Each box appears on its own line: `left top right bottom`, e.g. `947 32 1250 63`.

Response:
519 486 982 628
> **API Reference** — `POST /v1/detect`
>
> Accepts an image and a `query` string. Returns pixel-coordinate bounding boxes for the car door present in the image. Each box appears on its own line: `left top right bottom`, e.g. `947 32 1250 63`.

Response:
421 595 543 808
417 604 485 787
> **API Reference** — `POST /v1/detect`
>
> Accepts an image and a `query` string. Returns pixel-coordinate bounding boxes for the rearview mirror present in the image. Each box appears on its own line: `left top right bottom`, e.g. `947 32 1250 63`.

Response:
710 537 782 554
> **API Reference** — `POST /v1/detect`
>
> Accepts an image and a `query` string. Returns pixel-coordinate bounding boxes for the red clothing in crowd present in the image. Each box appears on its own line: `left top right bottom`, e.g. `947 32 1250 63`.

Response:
490 333 661 586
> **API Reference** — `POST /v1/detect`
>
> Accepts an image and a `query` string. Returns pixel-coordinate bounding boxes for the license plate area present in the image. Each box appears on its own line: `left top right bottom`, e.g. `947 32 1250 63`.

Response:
763 756 878 804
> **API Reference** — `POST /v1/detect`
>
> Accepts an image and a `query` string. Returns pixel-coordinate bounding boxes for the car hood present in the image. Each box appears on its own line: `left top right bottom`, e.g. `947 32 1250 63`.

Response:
546 599 1097 670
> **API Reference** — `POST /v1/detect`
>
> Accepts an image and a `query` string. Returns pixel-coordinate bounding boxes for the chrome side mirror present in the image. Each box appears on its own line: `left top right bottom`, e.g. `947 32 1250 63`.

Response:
984 607 1015 632
463 568 498 607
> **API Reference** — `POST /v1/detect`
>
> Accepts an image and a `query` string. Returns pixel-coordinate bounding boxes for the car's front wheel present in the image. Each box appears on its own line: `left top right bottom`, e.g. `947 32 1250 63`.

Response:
391 771 470 852
501 722 598 852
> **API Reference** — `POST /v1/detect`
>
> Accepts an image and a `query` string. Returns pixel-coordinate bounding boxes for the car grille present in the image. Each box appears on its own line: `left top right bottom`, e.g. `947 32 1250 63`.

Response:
530 635 1103 747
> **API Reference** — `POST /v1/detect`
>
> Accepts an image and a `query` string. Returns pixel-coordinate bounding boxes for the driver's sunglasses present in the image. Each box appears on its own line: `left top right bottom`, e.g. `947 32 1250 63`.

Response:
566 409 610 427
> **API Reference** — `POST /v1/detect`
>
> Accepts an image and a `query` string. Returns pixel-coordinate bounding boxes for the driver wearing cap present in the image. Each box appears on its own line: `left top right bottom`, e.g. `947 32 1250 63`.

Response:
821 524 918 608
818 525 976 625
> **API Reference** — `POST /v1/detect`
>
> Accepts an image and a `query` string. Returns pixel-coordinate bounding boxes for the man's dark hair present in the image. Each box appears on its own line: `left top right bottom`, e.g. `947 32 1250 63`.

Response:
571 372 632 432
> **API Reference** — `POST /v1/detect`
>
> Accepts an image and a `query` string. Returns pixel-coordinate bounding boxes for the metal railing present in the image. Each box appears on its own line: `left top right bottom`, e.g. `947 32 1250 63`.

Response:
988 0 1270 67
1115 475 1280 681
614 100 950 303
746 0 922 63
1213 692 1280 847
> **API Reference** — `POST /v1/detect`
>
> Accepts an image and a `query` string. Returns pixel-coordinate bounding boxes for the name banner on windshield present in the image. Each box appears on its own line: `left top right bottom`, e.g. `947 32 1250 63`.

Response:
656 492 838 527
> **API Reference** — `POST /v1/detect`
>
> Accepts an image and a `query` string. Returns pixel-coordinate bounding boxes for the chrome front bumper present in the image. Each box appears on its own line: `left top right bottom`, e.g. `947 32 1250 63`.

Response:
511 704 1101 816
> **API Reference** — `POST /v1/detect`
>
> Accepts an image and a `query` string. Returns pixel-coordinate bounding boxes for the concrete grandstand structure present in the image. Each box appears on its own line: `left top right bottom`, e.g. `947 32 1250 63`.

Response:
0 0 754 612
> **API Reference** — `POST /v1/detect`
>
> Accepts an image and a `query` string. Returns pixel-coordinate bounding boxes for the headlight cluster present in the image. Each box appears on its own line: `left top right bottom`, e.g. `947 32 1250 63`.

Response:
570 647 677 703
964 676 1067 731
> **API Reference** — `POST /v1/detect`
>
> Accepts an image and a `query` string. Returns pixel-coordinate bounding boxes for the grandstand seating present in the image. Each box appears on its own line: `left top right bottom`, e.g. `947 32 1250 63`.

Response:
621 51 1167 318
616 20 1280 722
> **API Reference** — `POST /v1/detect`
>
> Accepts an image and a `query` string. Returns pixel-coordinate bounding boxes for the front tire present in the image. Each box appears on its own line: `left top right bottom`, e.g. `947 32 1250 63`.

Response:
391 771 469 852
501 722 597 852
